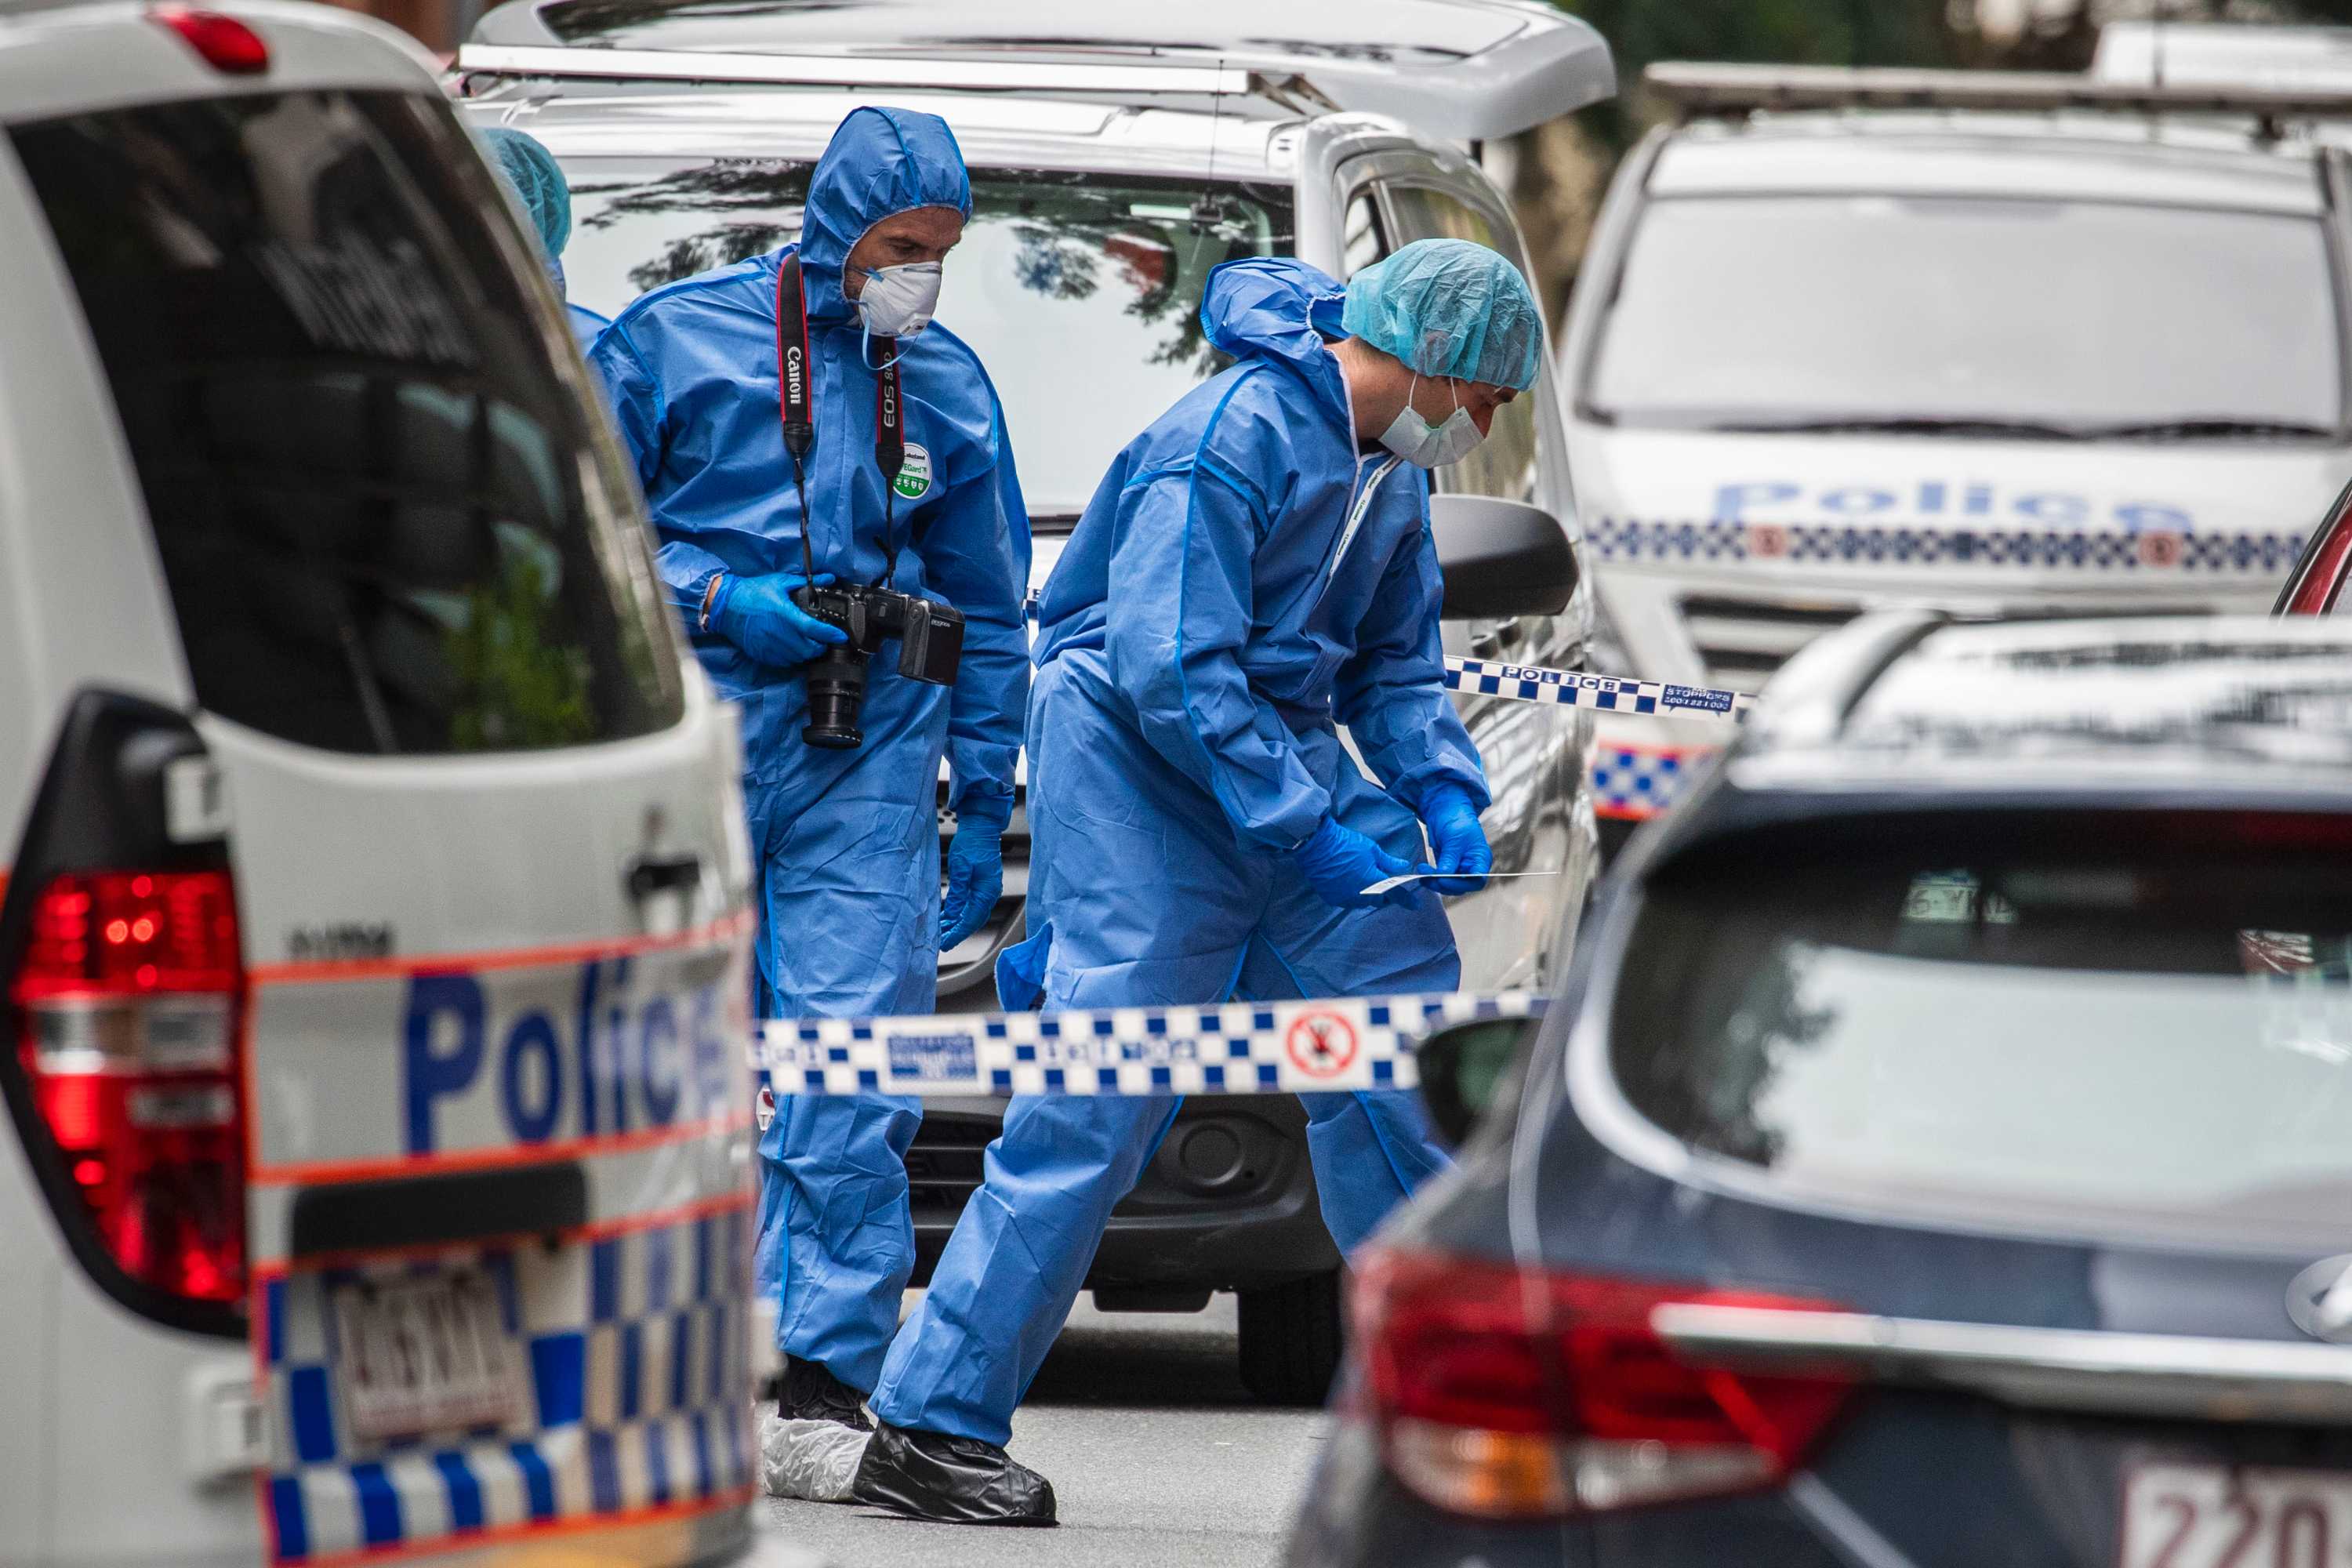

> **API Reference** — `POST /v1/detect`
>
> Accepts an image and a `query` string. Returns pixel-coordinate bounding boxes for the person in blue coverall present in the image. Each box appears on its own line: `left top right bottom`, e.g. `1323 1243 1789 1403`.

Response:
854 239 1541 1525
479 126 610 347
589 107 1029 1468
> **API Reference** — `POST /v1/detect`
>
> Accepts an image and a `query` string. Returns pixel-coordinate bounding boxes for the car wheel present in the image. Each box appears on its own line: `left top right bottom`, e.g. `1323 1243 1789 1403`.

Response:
1236 1269 1342 1406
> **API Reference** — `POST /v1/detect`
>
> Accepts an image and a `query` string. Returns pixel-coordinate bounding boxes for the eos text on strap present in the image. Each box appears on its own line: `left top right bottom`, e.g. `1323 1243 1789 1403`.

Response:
775 252 965 751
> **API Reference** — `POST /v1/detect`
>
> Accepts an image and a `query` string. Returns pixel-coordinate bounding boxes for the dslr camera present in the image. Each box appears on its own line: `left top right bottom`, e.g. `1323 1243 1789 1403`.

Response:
790 582 965 750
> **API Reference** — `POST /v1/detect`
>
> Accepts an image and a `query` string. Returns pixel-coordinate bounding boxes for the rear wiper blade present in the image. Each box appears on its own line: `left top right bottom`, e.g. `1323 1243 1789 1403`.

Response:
1707 416 2092 440
2087 418 2339 441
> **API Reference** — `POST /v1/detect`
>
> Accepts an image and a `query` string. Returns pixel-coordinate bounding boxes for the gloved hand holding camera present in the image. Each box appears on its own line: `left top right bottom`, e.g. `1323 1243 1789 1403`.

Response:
710 571 848 669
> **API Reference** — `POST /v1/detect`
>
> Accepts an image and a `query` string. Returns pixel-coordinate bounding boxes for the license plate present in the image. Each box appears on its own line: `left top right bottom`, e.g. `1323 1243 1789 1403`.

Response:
329 1272 524 1444
2121 1462 2352 1568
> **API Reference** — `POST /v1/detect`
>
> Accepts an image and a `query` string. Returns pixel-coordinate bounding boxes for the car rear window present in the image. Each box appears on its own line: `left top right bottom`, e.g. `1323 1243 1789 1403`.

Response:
12 90 683 754
1609 847 2352 1243
558 158 1294 518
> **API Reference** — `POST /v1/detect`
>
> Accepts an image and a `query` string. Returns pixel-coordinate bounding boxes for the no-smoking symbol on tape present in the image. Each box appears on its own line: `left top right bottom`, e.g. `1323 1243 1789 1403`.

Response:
1285 1010 1359 1080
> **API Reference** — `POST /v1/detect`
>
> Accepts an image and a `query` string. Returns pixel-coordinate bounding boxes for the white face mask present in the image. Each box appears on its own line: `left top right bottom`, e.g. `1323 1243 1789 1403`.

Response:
1378 377 1485 468
855 260 943 338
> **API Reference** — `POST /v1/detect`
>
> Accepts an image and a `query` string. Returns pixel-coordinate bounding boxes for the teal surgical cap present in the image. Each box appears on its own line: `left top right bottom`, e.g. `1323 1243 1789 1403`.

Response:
1340 237 1542 391
481 126 572 260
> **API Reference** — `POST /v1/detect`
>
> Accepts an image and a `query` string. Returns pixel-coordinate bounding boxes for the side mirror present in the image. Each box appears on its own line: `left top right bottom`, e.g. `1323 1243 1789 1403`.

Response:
1431 494 1578 621
1417 1017 1534 1149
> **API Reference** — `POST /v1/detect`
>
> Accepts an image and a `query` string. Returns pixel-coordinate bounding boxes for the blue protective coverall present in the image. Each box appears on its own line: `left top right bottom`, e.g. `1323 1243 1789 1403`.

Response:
590 108 1029 1396
869 256 1482 1444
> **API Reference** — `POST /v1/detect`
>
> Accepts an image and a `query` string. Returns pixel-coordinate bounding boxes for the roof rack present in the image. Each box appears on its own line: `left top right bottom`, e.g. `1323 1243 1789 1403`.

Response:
453 44 1242 96
1645 60 2352 128
456 2 1615 141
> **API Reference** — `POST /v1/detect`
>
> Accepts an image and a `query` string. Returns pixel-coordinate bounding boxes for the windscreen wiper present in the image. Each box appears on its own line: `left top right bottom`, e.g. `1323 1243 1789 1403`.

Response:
1705 416 2092 441
2086 418 2340 441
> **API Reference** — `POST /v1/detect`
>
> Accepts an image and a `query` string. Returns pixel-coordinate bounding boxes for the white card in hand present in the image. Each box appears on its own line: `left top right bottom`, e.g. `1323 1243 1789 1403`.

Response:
1359 870 1563 897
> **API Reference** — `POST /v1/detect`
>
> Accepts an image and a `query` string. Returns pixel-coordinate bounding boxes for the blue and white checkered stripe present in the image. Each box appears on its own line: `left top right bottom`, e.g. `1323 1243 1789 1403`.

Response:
1590 516 2305 573
1445 657 1753 723
1592 744 1708 820
754 991 1545 1098
260 1205 753 1564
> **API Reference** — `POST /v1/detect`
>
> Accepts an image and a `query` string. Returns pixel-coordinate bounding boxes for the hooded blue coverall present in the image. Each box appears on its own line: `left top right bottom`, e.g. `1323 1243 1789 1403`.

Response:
869 257 1479 1445
589 108 1029 1396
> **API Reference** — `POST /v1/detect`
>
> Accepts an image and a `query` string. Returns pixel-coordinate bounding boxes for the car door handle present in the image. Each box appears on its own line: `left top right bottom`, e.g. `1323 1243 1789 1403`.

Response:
626 852 704 902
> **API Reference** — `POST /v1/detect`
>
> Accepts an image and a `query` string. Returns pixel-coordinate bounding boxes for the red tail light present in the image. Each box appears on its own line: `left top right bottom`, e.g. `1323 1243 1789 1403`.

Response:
12 870 246 1305
149 6 270 74
1352 1247 1853 1519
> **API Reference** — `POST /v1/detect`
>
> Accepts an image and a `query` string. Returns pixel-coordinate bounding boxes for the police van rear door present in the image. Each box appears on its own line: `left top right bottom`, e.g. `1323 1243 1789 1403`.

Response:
9 74 759 1566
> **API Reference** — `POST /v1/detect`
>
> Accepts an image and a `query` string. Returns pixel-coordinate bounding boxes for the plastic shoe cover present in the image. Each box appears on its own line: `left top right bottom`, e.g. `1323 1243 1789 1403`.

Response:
851 1421 1057 1526
761 1409 873 1503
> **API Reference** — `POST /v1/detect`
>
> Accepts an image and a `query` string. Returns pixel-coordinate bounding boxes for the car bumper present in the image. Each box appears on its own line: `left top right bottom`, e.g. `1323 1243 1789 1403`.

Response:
907 1094 1341 1294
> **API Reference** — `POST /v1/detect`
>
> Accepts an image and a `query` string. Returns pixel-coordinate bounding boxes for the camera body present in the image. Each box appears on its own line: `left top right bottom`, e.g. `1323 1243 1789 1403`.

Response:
790 582 966 750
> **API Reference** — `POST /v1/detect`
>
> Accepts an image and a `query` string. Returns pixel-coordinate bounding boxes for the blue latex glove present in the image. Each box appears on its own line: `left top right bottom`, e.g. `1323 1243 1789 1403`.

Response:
709 572 848 670
940 822 1005 950
1417 783 1491 896
1290 818 1424 911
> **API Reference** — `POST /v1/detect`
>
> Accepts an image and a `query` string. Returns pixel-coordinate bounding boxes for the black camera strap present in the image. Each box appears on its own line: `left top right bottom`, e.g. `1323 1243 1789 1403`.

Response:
776 251 909 590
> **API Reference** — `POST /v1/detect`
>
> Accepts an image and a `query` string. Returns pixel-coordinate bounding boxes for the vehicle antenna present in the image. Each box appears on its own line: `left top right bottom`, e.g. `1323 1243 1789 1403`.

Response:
1193 56 1228 231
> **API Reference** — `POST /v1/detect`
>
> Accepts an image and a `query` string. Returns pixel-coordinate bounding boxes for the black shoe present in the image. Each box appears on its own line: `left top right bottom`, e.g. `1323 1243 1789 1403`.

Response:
851 1421 1058 1526
778 1357 873 1432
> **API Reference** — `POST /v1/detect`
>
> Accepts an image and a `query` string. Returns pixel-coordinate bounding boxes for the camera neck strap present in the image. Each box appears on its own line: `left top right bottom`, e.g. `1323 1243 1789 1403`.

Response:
776 251 907 589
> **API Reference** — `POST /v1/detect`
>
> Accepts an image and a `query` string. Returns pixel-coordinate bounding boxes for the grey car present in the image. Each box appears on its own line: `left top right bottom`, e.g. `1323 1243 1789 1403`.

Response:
1292 610 2352 1565
452 0 1612 1401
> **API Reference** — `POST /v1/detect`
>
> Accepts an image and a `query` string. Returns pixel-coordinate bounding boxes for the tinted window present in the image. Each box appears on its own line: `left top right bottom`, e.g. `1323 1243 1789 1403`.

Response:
1379 183 1542 503
562 161 1294 517
1611 850 2352 1242
1588 195 2345 436
14 92 681 754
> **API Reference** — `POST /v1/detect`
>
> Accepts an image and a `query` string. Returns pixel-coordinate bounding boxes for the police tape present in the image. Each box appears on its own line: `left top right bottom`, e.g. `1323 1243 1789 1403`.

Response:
752 990 1545 1098
1444 656 1755 723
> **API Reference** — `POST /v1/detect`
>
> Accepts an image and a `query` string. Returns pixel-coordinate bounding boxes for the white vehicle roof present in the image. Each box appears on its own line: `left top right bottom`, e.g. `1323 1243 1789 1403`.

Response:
1648 114 2328 214
463 82 1308 180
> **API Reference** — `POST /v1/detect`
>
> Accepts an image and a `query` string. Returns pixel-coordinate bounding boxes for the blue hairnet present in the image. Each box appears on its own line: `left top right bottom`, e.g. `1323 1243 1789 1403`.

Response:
481 127 572 260
1340 238 1542 390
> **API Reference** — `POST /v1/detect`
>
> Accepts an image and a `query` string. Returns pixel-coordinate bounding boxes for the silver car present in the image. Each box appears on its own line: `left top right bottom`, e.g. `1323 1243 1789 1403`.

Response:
454 0 1613 1401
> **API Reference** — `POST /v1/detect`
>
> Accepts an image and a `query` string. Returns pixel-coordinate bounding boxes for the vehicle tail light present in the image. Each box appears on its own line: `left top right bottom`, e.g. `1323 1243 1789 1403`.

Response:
1352 1247 1853 1519
149 6 270 74
12 869 246 1305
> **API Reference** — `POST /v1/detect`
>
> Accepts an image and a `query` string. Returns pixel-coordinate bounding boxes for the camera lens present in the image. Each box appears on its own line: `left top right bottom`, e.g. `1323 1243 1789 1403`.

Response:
803 645 867 750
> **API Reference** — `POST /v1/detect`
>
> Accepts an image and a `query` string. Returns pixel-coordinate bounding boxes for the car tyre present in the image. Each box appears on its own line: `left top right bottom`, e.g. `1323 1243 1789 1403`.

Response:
1236 1269 1342 1406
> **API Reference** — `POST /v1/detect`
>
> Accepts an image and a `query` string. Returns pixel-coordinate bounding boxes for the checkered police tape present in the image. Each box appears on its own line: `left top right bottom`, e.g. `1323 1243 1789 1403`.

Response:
1445 656 1754 723
753 991 1546 1098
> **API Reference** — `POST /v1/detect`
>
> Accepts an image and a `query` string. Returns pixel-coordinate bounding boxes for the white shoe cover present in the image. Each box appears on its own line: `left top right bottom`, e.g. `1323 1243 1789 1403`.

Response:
760 1409 873 1503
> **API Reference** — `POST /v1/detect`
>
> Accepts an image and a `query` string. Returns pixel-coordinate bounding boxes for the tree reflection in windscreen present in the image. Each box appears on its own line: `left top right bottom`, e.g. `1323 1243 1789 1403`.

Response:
566 159 1294 514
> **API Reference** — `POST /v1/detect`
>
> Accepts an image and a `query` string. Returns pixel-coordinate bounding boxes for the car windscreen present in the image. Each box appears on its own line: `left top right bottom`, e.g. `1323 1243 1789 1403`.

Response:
560 159 1296 517
1584 194 2345 438
1609 848 2352 1243
12 90 682 756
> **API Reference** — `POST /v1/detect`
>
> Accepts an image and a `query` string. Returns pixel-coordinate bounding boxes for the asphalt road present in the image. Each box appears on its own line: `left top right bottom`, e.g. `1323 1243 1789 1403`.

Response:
745 1295 1327 1568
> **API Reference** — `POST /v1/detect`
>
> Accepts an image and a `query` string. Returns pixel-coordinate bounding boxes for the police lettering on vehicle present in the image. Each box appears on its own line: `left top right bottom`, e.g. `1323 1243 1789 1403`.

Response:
1714 480 2194 532
400 956 740 1154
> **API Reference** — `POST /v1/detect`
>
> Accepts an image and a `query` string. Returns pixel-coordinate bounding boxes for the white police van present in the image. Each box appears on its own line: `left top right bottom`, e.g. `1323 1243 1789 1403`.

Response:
0 4 757 1563
1559 64 2352 835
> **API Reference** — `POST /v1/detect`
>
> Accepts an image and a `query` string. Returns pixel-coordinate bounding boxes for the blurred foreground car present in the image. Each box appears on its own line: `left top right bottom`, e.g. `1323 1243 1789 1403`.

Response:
0 5 757 1563
1293 611 2352 1568
1560 63 2352 838
452 0 1613 1403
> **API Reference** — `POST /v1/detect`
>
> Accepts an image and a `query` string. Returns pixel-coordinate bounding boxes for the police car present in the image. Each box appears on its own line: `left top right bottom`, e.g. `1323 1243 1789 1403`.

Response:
450 0 1613 1403
1559 64 2352 840
0 5 758 1563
